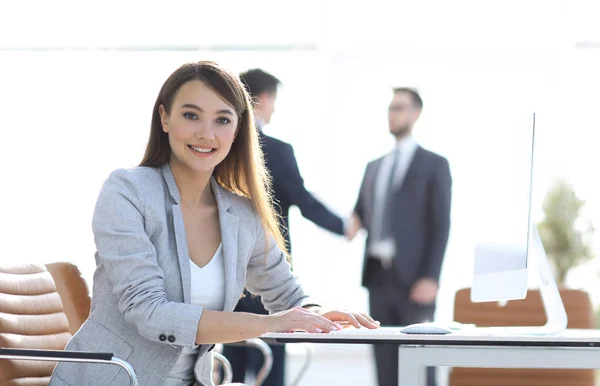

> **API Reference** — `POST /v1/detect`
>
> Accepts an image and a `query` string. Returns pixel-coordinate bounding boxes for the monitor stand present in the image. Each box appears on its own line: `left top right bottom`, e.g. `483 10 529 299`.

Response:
476 226 568 336
528 225 568 334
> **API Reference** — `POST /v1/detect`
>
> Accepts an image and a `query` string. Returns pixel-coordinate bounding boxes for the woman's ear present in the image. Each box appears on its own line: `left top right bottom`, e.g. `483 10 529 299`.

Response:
159 104 169 133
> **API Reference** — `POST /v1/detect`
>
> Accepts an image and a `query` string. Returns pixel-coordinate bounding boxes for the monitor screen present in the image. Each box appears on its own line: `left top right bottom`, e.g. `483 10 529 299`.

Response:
471 113 535 302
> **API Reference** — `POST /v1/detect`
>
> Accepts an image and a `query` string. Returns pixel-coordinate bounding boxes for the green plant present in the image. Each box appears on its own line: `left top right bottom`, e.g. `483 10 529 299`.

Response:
537 179 594 285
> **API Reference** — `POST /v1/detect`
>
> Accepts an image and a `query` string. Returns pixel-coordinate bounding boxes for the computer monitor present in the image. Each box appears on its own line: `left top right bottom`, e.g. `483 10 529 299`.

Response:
471 113 534 303
470 113 567 335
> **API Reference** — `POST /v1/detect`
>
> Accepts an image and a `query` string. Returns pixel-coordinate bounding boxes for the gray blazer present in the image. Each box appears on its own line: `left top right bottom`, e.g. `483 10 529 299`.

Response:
50 164 310 386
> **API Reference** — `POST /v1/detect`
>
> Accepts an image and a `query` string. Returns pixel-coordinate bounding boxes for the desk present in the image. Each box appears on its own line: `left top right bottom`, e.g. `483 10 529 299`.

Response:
263 327 600 386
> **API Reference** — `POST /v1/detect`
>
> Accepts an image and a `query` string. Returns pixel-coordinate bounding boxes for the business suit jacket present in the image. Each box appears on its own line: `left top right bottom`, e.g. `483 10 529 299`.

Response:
354 146 452 289
259 131 344 253
50 164 311 386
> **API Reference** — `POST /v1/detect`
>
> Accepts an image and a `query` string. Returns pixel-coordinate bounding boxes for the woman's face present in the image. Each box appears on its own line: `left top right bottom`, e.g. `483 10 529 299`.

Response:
160 80 239 174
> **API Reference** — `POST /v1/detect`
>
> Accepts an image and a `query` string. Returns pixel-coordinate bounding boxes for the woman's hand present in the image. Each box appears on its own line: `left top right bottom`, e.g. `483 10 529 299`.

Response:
268 306 345 333
320 309 380 330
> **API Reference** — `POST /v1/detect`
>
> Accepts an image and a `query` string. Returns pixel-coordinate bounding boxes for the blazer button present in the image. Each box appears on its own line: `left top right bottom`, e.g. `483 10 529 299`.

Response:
167 335 176 343
159 334 167 342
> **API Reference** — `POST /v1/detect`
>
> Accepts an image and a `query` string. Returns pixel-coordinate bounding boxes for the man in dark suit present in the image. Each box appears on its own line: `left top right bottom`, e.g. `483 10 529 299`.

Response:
348 88 452 386
222 68 347 386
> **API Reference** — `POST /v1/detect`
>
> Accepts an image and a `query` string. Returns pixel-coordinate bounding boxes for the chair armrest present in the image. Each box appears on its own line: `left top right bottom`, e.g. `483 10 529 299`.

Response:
223 339 273 386
0 348 113 361
213 352 233 384
0 348 138 386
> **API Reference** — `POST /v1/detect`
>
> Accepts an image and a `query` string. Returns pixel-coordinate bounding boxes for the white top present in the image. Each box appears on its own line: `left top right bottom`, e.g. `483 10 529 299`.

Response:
368 136 419 260
164 244 226 386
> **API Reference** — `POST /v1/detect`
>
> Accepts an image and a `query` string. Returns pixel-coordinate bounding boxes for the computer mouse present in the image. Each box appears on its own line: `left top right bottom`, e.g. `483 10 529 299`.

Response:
399 323 452 335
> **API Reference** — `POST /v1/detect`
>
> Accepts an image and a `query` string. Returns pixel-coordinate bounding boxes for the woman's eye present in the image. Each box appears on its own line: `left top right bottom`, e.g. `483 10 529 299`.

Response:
217 117 231 125
183 112 198 120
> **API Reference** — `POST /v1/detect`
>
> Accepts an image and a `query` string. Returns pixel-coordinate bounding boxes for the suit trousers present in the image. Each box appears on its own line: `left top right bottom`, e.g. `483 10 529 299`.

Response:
367 257 436 386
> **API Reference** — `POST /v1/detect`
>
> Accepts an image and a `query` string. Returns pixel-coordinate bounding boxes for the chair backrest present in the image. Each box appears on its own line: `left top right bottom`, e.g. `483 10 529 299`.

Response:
453 288 594 328
450 287 595 386
45 262 91 334
0 264 72 385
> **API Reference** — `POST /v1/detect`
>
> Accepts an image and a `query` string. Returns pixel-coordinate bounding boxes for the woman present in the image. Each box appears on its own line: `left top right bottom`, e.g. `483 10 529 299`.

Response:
50 61 379 386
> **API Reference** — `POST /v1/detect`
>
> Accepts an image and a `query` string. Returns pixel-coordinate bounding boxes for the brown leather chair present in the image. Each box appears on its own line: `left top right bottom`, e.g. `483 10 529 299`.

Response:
0 264 72 385
0 263 137 386
450 287 595 386
45 262 91 335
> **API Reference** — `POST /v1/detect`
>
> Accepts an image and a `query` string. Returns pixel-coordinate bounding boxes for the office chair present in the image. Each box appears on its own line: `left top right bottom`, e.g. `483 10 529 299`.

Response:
450 287 594 386
0 263 138 385
45 262 91 335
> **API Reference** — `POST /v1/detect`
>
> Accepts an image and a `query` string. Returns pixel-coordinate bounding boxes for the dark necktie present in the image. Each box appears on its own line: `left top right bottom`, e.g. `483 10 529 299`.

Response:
380 148 400 240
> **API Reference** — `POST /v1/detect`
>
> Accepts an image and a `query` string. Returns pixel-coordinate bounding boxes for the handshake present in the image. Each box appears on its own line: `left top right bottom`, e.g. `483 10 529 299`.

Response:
344 213 362 241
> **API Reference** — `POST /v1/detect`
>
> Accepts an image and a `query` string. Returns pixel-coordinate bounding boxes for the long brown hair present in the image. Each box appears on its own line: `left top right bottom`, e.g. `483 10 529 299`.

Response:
140 61 288 259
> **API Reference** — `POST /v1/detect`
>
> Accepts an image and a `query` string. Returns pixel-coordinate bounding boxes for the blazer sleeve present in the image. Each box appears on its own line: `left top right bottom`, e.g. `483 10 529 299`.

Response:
91 169 203 347
420 157 452 281
244 214 314 314
273 143 344 235
353 163 370 224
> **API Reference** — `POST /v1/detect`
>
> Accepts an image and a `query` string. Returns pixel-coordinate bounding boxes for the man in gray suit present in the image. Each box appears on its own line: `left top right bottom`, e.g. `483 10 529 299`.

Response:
349 88 452 386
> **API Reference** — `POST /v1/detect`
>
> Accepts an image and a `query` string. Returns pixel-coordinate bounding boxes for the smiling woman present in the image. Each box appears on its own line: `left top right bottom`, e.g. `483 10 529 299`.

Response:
139 62 287 270
48 60 379 386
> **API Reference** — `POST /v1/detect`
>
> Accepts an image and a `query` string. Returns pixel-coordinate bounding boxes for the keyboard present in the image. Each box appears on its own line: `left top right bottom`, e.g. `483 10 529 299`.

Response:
327 327 401 335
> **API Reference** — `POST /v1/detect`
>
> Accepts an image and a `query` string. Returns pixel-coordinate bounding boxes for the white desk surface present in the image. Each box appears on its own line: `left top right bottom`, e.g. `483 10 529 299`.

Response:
262 327 600 347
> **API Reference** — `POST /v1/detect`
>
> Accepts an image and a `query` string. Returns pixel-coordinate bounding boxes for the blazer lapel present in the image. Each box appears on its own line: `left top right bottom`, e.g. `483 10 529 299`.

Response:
172 205 191 303
397 146 423 193
160 164 192 303
211 179 239 312
161 165 239 309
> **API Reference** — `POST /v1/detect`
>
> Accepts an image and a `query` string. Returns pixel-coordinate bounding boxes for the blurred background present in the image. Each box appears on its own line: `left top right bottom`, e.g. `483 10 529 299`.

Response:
1 0 599 384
